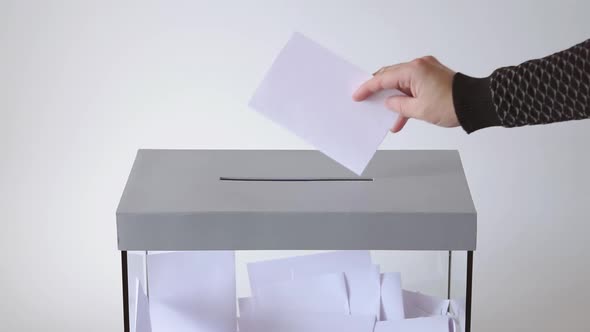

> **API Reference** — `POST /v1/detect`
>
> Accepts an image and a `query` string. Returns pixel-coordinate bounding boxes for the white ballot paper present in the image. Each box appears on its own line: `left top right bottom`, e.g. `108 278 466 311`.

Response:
134 279 152 332
254 272 349 314
247 251 372 292
239 312 376 332
374 317 454 332
403 290 450 319
238 297 256 316
249 32 401 175
247 251 379 317
147 251 236 332
346 264 381 318
380 272 405 321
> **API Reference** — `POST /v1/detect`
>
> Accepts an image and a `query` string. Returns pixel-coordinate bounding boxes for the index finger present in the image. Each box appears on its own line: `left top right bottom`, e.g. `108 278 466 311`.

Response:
352 63 412 101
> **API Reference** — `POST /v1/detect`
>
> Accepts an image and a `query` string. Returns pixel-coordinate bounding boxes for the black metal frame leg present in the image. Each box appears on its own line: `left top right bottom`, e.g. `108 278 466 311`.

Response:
121 251 130 332
465 251 473 332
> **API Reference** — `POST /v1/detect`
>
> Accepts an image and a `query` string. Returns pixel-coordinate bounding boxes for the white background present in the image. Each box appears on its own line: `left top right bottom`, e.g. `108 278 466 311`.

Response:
1 0 589 331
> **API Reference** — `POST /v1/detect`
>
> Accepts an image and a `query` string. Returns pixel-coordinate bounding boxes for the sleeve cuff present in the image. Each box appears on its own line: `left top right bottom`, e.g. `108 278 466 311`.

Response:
452 72 500 133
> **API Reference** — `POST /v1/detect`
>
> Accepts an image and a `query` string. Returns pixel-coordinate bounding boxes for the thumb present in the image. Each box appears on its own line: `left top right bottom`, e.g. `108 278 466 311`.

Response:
385 95 419 119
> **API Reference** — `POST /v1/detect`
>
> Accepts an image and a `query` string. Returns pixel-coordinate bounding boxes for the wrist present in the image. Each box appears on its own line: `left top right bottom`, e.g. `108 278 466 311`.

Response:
452 72 500 133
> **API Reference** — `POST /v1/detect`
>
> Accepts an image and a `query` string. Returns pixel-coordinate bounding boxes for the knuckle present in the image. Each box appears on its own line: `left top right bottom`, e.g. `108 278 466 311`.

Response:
411 58 425 67
423 55 437 62
411 58 430 71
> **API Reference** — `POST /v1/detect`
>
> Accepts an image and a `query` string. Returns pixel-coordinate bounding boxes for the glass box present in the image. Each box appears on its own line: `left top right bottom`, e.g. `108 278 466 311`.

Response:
117 150 476 332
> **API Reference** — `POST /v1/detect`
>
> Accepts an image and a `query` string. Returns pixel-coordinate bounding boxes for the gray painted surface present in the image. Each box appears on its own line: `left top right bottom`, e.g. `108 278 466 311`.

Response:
116 150 477 250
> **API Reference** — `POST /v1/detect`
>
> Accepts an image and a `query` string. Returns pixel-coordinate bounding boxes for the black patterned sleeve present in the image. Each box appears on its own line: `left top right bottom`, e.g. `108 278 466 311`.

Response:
453 39 590 133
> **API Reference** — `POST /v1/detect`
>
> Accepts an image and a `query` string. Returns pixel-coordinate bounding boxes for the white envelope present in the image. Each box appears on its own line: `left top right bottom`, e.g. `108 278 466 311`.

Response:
375 317 454 332
147 251 236 332
249 32 400 175
403 290 450 318
380 272 404 321
239 312 376 332
134 279 151 332
253 272 349 315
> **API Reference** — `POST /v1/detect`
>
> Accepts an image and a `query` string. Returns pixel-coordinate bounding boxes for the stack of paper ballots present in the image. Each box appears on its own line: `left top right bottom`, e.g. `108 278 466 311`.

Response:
131 251 462 332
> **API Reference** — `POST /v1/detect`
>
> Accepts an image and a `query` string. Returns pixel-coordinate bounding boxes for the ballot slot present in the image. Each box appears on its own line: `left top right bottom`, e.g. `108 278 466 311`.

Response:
219 177 374 182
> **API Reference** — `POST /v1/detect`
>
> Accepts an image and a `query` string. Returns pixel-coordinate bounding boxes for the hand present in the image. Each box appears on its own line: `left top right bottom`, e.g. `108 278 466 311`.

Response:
353 56 459 133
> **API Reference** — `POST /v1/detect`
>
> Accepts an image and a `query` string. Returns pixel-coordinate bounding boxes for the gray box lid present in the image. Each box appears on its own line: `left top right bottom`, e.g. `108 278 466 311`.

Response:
116 150 476 251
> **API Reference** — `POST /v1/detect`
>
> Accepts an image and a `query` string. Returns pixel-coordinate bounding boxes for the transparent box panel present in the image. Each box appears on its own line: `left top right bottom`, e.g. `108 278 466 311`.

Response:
449 251 469 332
125 250 470 332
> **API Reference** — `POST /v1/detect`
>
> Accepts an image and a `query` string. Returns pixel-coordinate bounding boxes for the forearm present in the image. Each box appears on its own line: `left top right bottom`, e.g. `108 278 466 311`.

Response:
453 39 590 133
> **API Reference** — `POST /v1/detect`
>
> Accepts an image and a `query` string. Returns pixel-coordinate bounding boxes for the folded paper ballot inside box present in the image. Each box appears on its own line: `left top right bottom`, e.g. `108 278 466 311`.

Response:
116 150 476 332
131 251 460 332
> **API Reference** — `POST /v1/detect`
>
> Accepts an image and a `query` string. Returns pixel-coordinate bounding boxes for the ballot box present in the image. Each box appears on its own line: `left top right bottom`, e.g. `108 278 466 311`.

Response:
116 150 476 332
